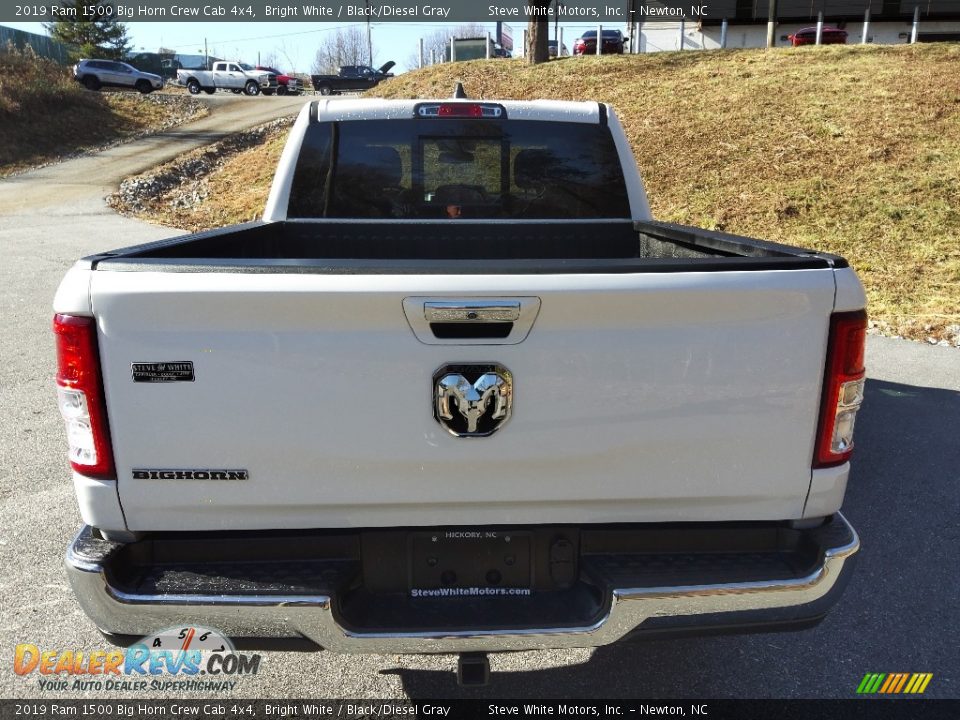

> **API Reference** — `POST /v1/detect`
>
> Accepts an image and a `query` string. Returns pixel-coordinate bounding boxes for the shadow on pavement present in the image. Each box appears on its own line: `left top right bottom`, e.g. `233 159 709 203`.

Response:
380 378 960 699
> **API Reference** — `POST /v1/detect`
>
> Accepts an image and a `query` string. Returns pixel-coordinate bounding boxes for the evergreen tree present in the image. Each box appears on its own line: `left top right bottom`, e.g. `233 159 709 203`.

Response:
45 1 131 62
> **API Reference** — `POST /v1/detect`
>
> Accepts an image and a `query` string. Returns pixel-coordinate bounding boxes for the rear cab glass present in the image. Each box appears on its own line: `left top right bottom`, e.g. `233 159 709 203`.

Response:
287 117 631 219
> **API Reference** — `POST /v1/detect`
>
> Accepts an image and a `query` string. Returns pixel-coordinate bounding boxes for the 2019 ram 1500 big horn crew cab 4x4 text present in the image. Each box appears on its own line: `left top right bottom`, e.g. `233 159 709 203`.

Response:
56 94 864 673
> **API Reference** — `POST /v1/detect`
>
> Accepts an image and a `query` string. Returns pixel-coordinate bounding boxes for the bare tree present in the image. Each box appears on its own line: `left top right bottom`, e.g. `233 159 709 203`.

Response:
407 23 488 68
259 51 279 69
526 2 553 65
312 27 369 75
276 42 299 73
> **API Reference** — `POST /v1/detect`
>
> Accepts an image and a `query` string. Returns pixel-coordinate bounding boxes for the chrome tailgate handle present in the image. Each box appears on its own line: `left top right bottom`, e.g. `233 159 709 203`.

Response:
405 297 540 345
424 301 520 323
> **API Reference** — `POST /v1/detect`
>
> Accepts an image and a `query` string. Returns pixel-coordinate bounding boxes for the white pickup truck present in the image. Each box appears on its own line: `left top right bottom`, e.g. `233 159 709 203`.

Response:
56 94 865 682
177 61 277 96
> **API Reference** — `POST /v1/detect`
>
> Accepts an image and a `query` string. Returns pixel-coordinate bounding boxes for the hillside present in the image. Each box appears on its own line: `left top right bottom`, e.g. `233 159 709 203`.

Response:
111 44 960 343
0 47 206 176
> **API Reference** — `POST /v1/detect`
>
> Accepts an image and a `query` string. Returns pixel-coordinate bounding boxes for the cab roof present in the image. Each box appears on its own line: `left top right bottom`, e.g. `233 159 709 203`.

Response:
310 97 605 125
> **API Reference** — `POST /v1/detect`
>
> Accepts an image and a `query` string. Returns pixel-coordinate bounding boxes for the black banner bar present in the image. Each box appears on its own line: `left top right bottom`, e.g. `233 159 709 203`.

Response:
5 0 692 24
4 0 959 24
1 700 958 720
6 1 669 24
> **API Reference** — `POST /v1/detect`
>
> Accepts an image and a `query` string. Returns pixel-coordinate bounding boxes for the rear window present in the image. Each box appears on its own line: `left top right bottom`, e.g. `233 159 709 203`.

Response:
287 118 631 219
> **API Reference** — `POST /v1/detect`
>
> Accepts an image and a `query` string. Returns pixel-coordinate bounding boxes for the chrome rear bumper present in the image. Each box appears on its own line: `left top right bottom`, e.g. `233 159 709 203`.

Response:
65 515 859 654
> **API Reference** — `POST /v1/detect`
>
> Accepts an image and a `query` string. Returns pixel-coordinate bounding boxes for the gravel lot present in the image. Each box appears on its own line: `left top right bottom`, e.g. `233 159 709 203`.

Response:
0 95 957 700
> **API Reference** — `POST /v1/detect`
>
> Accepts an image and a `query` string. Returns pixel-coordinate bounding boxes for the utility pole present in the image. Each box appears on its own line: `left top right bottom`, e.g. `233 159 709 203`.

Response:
365 0 373 65
766 0 778 48
204 38 208 69
555 2 561 49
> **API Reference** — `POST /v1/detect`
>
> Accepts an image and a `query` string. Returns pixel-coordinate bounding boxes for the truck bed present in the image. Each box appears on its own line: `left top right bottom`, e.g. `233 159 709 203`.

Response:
85 220 847 273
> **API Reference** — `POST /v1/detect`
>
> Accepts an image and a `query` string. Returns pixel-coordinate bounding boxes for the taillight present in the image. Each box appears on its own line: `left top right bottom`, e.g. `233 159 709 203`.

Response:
54 314 114 478
814 310 867 468
439 103 484 118
416 103 505 119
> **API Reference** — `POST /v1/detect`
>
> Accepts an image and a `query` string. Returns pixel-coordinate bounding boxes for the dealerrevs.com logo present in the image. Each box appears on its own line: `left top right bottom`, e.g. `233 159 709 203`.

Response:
14 626 261 692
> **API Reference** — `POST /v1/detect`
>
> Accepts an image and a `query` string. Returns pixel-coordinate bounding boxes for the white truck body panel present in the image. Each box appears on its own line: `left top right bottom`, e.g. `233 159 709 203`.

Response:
86 267 836 531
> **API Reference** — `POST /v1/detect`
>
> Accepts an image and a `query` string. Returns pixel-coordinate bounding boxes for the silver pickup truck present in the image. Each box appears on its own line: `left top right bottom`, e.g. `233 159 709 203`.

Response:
177 61 277 96
56 94 864 683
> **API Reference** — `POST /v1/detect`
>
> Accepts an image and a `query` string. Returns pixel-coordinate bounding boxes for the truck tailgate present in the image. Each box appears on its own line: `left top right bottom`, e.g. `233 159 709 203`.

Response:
91 268 835 531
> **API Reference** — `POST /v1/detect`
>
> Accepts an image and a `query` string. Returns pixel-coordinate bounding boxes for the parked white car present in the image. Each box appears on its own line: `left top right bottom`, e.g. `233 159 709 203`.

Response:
176 61 277 96
72 59 164 94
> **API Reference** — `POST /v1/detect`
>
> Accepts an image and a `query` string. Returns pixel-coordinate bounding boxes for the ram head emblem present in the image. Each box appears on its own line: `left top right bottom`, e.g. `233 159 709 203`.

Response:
433 364 513 437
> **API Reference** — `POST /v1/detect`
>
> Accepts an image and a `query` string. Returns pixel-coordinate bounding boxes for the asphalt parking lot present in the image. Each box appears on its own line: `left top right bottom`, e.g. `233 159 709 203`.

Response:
0 100 957 700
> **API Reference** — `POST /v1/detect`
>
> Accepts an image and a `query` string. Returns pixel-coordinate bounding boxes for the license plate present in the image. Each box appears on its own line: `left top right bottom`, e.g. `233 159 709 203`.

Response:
409 530 531 593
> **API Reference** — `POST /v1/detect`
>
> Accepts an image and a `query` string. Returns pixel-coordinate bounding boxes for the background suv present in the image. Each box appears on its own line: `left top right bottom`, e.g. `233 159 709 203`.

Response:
73 59 164 94
573 30 628 55
788 27 849 45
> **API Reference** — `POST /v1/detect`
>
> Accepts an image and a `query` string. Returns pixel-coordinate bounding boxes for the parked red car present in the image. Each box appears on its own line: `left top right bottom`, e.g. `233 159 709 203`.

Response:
254 65 303 95
787 27 848 46
573 29 628 55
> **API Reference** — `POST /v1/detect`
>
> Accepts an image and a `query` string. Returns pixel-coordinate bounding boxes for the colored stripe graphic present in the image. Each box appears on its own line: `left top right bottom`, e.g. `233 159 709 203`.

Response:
857 673 933 694
909 673 933 694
